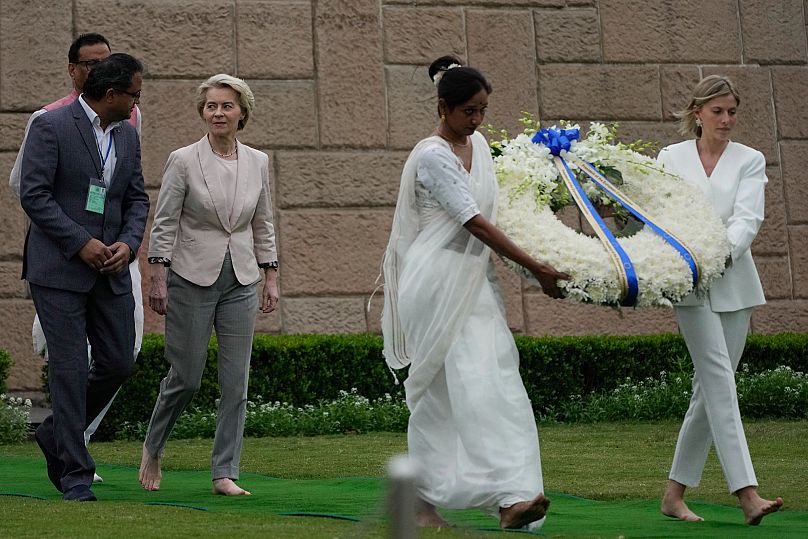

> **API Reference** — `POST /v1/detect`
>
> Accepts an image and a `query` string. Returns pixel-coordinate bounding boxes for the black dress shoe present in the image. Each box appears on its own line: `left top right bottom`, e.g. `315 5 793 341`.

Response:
34 430 64 493
63 485 97 502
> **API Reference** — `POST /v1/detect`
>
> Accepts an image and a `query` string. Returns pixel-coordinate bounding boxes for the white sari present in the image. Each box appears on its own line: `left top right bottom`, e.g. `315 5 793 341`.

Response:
382 131 544 517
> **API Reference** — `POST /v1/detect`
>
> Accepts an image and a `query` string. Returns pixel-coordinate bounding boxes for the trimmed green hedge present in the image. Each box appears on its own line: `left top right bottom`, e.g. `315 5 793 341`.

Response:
517 333 808 414
93 334 401 440
0 348 11 395
80 332 808 440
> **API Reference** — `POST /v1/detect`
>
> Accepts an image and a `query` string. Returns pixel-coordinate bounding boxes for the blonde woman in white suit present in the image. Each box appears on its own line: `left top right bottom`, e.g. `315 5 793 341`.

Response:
657 75 783 525
139 74 279 496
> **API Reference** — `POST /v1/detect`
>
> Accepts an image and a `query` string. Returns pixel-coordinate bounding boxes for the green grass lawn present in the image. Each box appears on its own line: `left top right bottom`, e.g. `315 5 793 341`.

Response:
1 420 804 538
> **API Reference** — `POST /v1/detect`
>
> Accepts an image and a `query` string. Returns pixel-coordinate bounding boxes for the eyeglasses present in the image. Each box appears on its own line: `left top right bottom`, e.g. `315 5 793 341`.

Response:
73 59 102 69
114 88 141 102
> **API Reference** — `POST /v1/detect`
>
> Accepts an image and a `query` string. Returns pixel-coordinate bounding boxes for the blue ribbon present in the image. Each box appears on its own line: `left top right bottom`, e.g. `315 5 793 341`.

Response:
555 156 640 306
532 128 580 156
575 160 700 289
532 127 699 306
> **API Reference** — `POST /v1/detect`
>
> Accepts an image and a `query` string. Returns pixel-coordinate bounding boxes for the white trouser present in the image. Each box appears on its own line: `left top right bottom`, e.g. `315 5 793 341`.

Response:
670 305 757 494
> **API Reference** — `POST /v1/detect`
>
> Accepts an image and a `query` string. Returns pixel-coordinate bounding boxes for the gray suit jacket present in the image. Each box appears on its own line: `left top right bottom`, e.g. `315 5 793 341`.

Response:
20 99 149 295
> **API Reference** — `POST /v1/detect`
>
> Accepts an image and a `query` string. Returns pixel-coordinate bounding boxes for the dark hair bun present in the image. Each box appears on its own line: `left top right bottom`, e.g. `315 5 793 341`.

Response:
427 55 492 109
428 55 463 84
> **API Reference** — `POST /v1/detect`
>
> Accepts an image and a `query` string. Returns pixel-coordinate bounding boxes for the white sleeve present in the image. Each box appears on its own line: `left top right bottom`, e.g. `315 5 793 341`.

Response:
9 109 47 197
135 105 142 139
416 145 480 225
727 151 767 261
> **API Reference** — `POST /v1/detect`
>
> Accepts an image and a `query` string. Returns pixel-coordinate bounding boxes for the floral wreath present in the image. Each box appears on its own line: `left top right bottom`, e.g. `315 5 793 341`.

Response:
490 117 730 308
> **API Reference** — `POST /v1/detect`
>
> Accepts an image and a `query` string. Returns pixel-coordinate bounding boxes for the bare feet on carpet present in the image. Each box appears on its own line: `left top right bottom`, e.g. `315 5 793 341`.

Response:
661 480 703 522
661 497 704 522
212 478 251 496
416 501 450 528
499 494 550 529
737 486 783 526
138 444 162 491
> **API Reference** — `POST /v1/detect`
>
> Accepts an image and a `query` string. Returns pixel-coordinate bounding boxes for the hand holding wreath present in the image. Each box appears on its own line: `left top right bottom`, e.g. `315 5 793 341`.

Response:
528 260 569 299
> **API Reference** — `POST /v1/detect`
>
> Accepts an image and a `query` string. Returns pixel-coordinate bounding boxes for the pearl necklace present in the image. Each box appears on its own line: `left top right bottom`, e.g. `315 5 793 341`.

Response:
208 136 238 158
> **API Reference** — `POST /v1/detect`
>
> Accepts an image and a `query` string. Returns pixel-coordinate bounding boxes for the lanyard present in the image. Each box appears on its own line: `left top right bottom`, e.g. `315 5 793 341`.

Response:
94 131 113 182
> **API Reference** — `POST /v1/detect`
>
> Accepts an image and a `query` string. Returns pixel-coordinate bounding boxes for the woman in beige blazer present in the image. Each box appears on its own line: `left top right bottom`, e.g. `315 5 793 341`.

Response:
139 74 278 496
657 76 782 525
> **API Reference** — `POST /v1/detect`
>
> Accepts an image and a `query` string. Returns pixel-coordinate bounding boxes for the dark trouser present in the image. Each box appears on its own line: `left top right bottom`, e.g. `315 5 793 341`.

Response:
30 278 135 492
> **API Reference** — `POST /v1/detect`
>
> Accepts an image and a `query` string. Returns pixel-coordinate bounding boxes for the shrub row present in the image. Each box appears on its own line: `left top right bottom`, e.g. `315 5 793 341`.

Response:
38 332 808 441
516 332 808 413
117 389 411 440
94 333 398 440
0 348 10 395
114 365 808 440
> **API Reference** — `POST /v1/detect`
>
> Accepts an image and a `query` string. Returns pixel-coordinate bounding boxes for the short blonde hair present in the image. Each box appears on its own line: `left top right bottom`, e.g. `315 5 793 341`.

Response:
196 74 255 130
675 75 740 138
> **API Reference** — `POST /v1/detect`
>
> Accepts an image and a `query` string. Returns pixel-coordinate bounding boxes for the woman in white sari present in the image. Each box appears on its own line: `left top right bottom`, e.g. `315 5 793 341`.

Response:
382 56 568 530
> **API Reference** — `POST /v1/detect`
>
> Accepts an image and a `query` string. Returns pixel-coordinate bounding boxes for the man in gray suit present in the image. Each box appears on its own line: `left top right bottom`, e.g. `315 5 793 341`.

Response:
19 53 149 502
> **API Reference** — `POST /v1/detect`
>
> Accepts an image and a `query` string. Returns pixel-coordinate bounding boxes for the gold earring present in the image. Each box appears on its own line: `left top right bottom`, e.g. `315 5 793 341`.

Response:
440 113 446 122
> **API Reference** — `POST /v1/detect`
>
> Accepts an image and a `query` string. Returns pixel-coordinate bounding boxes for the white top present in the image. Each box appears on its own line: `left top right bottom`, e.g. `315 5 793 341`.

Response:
415 145 480 225
78 95 121 186
658 139 767 311
382 131 499 406
212 155 239 225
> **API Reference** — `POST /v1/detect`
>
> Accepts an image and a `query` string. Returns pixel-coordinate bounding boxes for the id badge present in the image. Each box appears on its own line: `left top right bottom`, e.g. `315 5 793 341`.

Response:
86 177 106 214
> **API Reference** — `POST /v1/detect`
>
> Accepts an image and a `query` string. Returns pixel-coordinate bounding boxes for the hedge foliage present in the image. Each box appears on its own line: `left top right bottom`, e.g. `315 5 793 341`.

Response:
54 332 808 441
0 348 11 395
93 333 400 440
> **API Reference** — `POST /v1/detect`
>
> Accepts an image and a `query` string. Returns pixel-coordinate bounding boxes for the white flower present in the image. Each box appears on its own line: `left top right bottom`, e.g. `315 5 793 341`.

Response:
432 63 461 86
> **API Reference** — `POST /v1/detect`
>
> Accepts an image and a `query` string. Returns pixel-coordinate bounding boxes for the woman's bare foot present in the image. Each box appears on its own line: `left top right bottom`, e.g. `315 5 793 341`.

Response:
737 486 783 525
661 498 704 521
416 501 450 528
499 494 550 529
138 445 162 491
212 478 251 496
661 480 703 521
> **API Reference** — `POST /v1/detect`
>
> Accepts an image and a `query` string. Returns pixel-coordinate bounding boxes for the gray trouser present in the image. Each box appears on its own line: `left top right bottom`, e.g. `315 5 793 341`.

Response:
144 254 258 480
31 277 135 492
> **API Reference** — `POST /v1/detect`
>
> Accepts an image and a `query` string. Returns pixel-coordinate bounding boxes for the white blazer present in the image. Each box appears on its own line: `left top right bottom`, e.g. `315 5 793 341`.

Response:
149 136 277 287
658 140 766 312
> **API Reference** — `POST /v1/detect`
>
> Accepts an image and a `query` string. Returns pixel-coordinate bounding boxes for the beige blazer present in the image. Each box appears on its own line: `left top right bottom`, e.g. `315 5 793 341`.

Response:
149 136 277 287
658 140 766 312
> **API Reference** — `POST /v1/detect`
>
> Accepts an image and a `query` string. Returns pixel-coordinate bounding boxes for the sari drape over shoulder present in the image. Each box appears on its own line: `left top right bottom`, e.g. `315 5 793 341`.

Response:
381 131 544 516
382 131 499 408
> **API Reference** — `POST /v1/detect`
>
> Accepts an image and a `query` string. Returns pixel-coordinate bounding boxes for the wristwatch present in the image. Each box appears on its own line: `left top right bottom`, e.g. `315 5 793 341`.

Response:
259 261 279 271
148 256 171 267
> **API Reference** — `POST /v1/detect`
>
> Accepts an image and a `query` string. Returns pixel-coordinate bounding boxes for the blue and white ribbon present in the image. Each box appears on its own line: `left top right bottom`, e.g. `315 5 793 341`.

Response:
532 127 700 306
573 158 700 289
553 156 639 306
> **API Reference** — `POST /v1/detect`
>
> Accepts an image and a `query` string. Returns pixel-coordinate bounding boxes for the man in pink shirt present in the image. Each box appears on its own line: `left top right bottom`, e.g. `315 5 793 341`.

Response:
9 33 144 483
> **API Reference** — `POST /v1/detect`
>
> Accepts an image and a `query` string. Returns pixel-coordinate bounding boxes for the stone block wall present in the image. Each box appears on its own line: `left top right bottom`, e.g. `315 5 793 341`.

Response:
1 0 806 390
